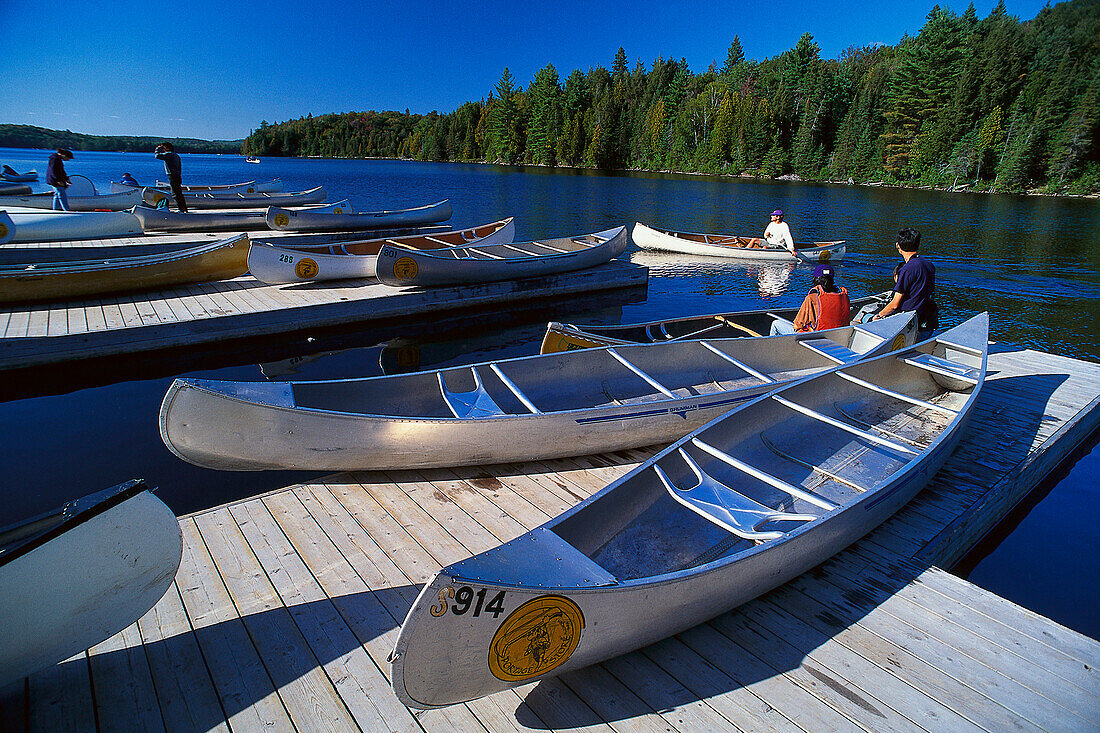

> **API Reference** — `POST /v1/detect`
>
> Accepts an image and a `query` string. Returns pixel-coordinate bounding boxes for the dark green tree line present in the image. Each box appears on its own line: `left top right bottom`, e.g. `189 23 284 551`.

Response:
242 0 1100 194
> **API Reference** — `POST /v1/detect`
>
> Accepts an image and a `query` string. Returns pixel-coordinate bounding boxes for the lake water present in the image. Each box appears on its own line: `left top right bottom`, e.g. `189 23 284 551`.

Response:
2 148 1098 638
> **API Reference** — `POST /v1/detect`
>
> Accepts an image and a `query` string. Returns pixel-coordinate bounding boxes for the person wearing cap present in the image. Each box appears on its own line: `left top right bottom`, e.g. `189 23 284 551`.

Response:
154 142 188 213
755 209 795 253
119 172 139 187
47 148 74 210
769 264 851 335
873 227 938 336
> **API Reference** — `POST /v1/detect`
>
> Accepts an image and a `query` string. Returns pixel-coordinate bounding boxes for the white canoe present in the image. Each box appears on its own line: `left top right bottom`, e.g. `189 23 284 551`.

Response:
1 168 38 183
0 188 143 212
389 314 988 708
157 178 282 193
266 199 452 232
0 479 182 687
142 186 326 210
375 226 630 287
633 222 846 262
2 210 143 243
157 313 916 472
248 217 516 284
132 199 350 233
0 212 12 244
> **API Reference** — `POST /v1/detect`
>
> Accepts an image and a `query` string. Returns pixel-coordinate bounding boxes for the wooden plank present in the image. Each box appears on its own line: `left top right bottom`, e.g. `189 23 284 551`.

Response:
193 508 358 730
2 307 30 338
175 518 295 731
135 583 230 733
45 306 67 337
26 653 96 733
0 678 25 733
87 621 166 732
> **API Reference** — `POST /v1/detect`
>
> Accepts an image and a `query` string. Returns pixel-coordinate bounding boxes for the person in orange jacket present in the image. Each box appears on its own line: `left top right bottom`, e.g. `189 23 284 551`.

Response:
770 264 851 335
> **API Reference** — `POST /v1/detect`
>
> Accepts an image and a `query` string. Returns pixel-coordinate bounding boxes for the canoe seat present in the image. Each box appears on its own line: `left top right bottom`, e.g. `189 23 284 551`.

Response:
901 352 980 384
438 369 507 419
798 337 859 364
654 450 817 541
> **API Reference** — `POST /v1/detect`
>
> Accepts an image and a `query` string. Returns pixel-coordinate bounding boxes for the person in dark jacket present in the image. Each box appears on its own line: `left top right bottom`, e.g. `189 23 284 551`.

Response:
47 148 74 210
154 143 188 212
874 227 938 336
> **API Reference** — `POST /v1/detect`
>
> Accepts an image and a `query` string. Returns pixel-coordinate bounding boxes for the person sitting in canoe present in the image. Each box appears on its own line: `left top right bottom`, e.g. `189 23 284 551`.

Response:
751 210 795 253
119 172 139 186
769 264 850 335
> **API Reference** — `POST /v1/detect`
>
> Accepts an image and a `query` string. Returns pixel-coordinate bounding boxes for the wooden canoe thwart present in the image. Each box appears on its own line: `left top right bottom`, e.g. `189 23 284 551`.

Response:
0 233 250 304
265 199 453 232
247 217 516 284
0 479 182 687
156 313 916 472
540 291 895 353
633 222 846 262
389 313 989 708
374 225 631 287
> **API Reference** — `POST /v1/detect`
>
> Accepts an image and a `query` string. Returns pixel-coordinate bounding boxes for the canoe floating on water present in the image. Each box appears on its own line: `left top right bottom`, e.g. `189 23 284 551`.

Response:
375 225 630 287
248 217 516 284
0 167 38 183
111 179 283 194
633 222 846 262
265 199 452 232
141 186 327 210
132 200 350 233
0 188 143 212
0 479 182 687
157 313 916 471
0 233 250 304
389 313 988 708
540 292 895 353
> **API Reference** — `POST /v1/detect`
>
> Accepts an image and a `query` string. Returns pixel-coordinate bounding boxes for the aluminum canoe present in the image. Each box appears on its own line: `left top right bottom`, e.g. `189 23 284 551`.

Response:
389 313 988 708
0 232 250 304
248 217 516 284
375 225 630 287
0 188 144 212
132 199 350 232
633 222 846 262
157 312 916 471
158 178 282 193
266 199 452 232
1 168 38 183
1 210 142 243
541 291 895 353
0 479 182 687
142 185 326 209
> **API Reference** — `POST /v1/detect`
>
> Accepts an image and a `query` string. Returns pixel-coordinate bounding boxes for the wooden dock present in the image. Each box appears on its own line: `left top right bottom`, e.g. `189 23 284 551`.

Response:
0 259 648 370
2 345 1098 731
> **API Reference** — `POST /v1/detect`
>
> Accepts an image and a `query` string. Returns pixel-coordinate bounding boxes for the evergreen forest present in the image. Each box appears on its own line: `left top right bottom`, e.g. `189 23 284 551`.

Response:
0 125 241 155
242 0 1100 195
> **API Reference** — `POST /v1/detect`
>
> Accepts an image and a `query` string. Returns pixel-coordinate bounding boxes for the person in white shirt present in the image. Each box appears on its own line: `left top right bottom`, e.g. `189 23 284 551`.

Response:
757 209 795 253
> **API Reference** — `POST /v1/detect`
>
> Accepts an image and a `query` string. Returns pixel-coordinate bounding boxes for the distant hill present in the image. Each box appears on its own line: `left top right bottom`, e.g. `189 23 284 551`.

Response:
0 124 243 154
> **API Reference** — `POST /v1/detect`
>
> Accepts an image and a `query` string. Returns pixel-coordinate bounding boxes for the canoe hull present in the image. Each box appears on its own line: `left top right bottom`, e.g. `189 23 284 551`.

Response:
142 186 326 210
633 222 846 262
0 234 250 304
158 314 916 471
390 315 988 707
265 199 452 232
247 218 516 284
133 201 350 233
0 483 182 687
5 211 143 242
0 189 143 212
375 226 630 287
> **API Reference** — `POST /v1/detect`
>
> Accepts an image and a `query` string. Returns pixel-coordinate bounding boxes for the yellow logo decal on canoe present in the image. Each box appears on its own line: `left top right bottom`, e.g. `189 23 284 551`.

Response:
393 257 418 281
273 212 290 228
295 258 319 279
0 222 7 238
152 192 166 204
488 595 584 682
333 207 344 214
819 251 831 262
247 187 255 193
892 333 907 351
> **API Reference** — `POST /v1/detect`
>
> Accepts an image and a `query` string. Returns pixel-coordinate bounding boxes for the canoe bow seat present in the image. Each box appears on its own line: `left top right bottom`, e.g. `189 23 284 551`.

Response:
438 369 506 419
655 450 817 541
797 336 860 364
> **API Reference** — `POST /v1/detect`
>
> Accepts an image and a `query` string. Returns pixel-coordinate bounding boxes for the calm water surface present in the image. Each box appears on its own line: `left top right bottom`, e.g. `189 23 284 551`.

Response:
2 148 1097 637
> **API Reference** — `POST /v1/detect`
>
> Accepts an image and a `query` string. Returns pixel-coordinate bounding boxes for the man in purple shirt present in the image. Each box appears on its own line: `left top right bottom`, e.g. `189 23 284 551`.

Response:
47 148 74 210
873 227 938 336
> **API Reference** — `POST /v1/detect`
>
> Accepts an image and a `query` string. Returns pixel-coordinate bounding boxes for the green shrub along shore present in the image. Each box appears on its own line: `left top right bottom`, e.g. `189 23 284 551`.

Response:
241 0 1099 196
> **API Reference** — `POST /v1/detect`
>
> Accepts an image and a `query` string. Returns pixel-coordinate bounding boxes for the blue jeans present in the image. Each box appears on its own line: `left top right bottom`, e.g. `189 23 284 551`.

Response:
51 185 69 211
769 318 796 336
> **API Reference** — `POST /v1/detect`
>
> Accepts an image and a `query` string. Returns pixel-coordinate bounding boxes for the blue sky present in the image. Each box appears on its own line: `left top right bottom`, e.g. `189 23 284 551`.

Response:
1 0 1052 141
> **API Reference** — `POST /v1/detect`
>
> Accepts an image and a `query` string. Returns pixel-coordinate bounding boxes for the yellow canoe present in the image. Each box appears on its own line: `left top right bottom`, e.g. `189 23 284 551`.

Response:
0 234 250 305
